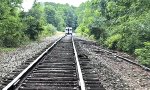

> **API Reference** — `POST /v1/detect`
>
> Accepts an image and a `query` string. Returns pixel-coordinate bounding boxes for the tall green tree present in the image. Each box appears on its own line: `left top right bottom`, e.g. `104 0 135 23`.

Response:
0 0 27 47
23 3 45 40
76 0 150 66
43 2 77 31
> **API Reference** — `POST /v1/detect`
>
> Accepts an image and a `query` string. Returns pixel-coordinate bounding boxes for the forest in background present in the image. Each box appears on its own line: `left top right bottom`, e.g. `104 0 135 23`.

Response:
0 0 77 47
76 0 150 67
0 0 149 67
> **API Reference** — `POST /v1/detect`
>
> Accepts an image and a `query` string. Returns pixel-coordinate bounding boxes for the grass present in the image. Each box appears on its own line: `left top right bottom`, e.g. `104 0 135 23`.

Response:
0 47 16 53
55 31 65 36
0 31 64 53
75 33 96 41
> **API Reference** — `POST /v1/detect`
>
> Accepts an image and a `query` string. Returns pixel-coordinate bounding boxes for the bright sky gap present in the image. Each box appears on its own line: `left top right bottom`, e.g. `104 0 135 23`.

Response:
22 0 87 11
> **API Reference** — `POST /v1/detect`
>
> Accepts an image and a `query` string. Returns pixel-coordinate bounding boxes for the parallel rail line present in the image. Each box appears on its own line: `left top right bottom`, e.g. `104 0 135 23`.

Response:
99 48 150 71
77 38 150 72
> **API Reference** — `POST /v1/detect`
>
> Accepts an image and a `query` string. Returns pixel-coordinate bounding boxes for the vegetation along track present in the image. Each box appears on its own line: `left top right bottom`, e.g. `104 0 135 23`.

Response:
2 35 105 90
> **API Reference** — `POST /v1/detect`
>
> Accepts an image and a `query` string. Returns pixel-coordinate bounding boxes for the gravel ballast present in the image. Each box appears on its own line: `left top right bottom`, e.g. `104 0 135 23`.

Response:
0 34 64 88
75 37 150 90
1 35 149 90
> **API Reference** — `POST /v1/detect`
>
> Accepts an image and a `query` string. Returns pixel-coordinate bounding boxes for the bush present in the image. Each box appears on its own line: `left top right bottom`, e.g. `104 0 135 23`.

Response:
0 16 27 47
24 16 44 40
90 27 106 40
135 42 150 67
76 24 90 37
41 24 56 37
109 13 150 53
105 34 122 49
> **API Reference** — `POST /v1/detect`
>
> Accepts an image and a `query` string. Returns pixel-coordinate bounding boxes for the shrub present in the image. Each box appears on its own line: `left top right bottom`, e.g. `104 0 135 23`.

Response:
41 24 56 37
24 16 44 40
76 24 90 37
105 34 122 49
135 42 150 67
0 16 27 47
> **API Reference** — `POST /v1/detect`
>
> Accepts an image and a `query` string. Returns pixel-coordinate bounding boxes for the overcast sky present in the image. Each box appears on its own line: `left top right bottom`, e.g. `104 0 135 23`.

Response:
22 0 87 11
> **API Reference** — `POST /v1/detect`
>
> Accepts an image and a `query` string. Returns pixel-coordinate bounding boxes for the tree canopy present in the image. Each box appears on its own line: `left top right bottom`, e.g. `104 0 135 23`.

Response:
76 0 150 67
0 1 77 46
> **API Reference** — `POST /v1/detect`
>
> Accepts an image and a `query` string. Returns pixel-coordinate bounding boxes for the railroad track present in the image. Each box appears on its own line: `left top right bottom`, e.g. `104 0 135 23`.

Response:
2 35 105 90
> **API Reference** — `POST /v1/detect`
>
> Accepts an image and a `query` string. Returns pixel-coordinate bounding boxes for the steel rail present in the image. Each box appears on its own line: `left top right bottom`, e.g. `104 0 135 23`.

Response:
72 36 86 90
98 48 150 71
3 35 65 90
77 37 150 71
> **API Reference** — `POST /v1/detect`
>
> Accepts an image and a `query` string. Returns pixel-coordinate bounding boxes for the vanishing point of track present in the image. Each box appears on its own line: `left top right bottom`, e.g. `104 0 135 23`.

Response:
3 35 105 90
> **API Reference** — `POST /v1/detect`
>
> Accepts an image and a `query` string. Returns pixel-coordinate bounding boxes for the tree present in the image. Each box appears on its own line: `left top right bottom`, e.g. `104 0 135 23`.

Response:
0 0 27 47
76 0 150 66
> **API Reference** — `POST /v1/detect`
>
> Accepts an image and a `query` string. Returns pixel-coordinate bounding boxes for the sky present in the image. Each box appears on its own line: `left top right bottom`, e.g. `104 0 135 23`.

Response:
22 0 87 11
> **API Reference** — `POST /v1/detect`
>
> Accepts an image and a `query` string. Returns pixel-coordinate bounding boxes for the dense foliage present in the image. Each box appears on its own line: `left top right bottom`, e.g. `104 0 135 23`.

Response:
43 2 78 31
76 0 150 67
0 0 26 47
0 1 77 47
